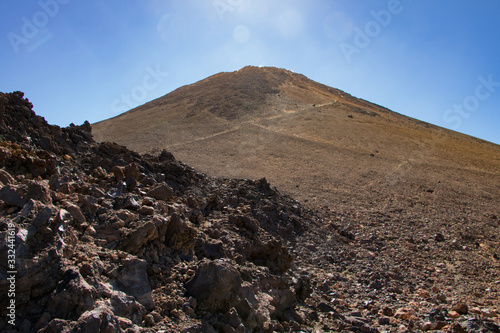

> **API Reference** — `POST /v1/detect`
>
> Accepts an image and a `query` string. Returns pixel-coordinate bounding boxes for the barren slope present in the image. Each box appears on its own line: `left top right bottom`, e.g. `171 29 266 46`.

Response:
92 66 500 210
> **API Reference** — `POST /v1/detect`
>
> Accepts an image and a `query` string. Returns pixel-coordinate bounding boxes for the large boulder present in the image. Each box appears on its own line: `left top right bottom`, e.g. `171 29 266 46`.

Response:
46 268 97 319
164 213 197 253
185 259 242 312
120 221 158 254
72 301 122 333
0 184 26 207
116 258 154 311
146 183 173 201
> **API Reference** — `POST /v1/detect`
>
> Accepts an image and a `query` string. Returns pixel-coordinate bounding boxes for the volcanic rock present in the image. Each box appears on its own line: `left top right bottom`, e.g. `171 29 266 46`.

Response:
185 259 242 312
146 183 173 201
116 258 154 311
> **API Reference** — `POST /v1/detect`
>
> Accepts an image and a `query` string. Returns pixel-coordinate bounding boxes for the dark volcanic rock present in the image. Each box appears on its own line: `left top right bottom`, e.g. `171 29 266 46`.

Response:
116 258 154 311
185 259 242 312
0 91 321 332
462 318 500 333
47 268 97 319
146 182 173 201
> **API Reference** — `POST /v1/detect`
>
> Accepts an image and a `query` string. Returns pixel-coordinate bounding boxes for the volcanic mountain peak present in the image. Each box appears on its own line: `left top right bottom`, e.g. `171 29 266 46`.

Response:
93 67 500 210
118 66 368 122
93 66 393 153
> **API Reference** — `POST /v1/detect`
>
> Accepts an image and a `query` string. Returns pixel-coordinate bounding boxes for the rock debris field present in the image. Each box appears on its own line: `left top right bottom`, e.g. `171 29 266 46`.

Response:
0 91 499 332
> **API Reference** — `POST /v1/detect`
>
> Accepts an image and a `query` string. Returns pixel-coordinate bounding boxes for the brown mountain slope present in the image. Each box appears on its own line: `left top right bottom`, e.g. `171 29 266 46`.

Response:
92 66 500 211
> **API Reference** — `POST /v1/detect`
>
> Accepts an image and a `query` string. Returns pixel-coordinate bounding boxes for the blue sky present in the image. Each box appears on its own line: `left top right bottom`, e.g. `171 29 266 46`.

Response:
1 0 499 145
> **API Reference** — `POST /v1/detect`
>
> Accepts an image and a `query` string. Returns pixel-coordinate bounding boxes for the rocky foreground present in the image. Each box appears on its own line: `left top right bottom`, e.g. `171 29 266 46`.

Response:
0 91 499 332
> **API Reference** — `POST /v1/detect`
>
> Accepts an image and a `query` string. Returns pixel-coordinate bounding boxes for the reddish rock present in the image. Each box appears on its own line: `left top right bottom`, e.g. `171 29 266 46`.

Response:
146 183 173 201
451 302 468 315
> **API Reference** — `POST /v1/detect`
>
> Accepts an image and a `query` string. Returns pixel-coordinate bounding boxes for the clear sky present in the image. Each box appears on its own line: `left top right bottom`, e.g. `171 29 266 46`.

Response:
1 1 499 145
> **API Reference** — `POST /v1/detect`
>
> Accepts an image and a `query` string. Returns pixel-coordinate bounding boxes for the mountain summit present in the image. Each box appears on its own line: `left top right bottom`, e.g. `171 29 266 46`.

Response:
2 71 500 331
92 66 500 209
93 66 393 156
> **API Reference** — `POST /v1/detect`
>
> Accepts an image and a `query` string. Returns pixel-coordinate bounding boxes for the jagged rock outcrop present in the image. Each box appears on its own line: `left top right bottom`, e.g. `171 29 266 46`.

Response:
0 92 316 332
